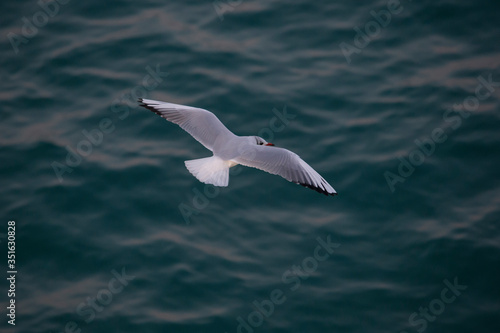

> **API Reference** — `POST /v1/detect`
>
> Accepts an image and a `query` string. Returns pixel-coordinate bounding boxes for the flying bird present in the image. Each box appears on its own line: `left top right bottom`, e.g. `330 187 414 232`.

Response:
138 99 337 196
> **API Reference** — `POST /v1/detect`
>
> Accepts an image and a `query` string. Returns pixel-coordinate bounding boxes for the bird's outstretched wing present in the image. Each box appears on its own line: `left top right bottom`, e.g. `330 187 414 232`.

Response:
233 146 337 196
138 98 234 151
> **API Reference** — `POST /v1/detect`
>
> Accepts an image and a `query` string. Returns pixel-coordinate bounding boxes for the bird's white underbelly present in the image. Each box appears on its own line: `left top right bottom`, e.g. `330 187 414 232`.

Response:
213 134 248 160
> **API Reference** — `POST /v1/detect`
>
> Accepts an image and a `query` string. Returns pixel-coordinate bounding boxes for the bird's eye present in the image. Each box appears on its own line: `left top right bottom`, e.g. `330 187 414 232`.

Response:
258 142 263 145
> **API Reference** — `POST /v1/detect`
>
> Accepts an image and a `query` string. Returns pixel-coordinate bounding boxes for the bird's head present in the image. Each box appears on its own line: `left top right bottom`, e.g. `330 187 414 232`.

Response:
253 136 274 146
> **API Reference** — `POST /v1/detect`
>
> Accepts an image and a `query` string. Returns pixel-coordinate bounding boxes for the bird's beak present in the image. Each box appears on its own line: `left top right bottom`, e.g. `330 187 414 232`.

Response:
265 143 274 146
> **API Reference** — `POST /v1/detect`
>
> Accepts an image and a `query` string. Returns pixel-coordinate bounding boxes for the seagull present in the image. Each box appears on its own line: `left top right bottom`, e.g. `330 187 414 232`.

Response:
138 98 337 196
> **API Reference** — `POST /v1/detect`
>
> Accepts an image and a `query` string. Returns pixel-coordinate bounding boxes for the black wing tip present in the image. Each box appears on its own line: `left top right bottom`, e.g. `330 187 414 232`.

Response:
297 182 337 197
137 98 148 108
137 99 163 117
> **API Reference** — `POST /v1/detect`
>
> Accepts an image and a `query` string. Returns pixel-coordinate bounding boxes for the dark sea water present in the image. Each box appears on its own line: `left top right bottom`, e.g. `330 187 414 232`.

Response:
1 0 500 332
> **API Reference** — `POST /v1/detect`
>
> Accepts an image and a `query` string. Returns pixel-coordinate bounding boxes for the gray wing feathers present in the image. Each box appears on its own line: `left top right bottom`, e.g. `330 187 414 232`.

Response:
234 146 336 196
139 98 233 151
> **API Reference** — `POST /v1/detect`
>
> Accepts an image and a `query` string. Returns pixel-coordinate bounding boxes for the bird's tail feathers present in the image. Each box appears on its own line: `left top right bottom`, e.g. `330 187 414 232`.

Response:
184 156 231 187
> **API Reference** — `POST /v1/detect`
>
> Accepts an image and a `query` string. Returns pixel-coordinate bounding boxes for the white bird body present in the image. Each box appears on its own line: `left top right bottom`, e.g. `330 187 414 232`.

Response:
139 98 337 196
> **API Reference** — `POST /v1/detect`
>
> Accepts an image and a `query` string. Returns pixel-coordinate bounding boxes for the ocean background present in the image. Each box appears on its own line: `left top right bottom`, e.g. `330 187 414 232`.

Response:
1 0 499 332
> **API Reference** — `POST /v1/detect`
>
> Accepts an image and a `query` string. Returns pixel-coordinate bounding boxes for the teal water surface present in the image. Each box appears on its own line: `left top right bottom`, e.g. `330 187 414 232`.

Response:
1 1 500 332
